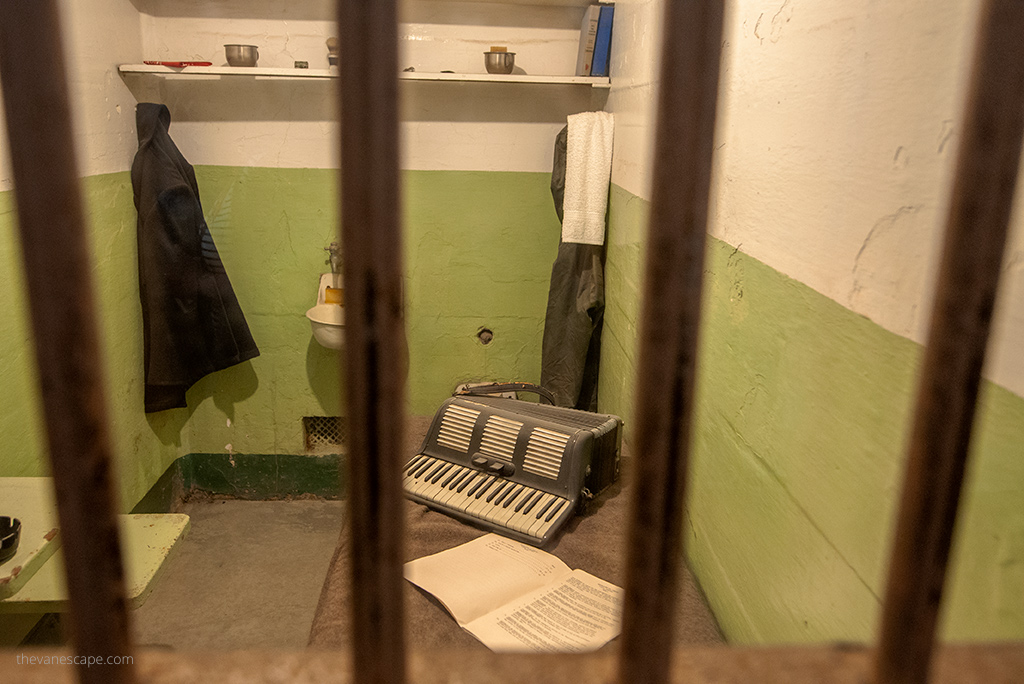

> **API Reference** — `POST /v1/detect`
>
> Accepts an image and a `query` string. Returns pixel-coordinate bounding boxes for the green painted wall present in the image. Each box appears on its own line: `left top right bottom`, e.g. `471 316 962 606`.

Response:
0 187 46 477
0 173 182 510
403 170 560 415
173 166 343 457
0 167 560 508
599 183 1024 643
183 166 560 454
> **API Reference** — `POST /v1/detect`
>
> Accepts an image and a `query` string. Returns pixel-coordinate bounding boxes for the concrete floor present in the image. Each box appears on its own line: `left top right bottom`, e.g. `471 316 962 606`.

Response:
21 493 721 651
132 499 343 650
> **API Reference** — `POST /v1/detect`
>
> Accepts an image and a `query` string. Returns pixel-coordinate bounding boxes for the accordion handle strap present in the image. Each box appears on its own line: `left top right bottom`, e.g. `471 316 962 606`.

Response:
454 382 557 406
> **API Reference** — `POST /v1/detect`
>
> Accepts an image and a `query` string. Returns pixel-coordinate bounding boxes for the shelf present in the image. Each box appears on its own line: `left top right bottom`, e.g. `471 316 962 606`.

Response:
118 64 611 89
406 71 609 88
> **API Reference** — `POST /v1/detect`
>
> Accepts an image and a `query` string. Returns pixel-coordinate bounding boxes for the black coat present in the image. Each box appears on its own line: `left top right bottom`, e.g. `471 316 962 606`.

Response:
540 125 604 411
131 103 259 412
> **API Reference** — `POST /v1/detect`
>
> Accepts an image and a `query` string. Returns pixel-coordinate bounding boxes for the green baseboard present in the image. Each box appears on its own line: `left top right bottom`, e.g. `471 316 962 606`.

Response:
130 452 346 513
184 453 345 500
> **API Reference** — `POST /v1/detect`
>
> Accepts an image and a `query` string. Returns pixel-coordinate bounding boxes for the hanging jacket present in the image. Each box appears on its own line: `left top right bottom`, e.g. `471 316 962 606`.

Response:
540 125 605 411
131 103 259 412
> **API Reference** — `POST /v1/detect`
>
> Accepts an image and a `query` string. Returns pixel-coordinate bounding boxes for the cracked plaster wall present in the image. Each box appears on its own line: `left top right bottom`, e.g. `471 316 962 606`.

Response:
606 0 1024 399
712 0 1024 398
601 0 1024 643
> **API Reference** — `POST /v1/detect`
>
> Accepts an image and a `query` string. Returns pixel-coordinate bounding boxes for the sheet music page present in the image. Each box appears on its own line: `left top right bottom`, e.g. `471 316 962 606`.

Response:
464 569 623 653
404 534 572 625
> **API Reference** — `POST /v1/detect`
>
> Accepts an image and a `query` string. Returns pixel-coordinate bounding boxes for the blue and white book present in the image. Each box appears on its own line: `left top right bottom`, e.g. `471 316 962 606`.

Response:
590 4 614 78
575 4 602 76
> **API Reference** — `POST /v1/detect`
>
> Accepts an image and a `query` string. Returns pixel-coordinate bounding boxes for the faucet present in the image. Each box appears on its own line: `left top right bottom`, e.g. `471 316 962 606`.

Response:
325 241 342 274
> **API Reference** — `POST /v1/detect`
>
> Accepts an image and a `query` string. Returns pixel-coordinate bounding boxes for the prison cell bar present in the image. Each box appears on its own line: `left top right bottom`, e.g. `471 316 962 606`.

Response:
0 2 135 684
335 1 408 683
873 1 1024 683
617 1 725 683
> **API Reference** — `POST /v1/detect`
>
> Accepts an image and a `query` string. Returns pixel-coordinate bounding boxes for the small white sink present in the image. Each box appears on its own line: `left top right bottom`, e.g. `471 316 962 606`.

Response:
306 303 345 349
307 273 345 350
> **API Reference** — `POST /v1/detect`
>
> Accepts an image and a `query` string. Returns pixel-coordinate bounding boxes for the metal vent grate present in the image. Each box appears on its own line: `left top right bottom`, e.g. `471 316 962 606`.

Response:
523 427 569 479
303 416 347 454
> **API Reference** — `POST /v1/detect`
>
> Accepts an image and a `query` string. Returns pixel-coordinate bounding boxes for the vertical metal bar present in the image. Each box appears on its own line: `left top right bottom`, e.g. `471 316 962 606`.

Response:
874 2 1024 683
617 1 724 683
335 1 406 683
0 3 135 684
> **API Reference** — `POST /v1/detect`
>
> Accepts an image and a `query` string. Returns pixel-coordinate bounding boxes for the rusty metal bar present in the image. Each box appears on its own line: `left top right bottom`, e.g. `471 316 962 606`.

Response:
0 3 134 684
873 2 1024 683
617 1 725 683
335 1 407 683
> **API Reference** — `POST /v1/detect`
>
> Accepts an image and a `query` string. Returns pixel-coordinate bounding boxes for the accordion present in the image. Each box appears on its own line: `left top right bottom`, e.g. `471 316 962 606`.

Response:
403 395 622 546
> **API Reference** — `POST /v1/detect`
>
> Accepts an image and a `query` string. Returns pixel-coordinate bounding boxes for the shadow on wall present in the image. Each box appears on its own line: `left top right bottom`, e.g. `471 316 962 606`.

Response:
145 408 190 449
306 336 342 416
120 77 603 125
145 360 260 445
306 327 410 414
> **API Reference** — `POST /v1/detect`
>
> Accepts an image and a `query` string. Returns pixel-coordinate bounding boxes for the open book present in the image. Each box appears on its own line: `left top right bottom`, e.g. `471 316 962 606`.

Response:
404 534 623 653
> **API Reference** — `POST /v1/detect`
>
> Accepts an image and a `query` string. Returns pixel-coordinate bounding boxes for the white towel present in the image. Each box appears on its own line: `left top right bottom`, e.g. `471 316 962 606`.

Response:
561 111 614 245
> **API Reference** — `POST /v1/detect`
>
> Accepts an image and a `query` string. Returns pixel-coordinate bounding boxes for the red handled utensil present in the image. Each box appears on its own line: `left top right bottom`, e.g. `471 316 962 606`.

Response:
143 60 213 68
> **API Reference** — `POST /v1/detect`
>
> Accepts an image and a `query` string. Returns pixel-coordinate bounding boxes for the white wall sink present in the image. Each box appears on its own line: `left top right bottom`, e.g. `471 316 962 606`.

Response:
306 303 345 350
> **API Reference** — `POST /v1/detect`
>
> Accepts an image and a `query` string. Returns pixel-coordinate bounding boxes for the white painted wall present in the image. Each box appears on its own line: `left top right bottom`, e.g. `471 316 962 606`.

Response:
604 0 661 203
4 0 603 181
126 0 600 173
607 0 1024 399
0 0 143 191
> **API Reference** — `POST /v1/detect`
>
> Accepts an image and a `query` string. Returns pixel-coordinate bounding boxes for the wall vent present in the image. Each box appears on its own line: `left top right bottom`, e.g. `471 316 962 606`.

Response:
303 416 347 454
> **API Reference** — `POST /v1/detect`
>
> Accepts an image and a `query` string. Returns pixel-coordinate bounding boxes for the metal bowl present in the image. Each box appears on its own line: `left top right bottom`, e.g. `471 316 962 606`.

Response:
484 51 515 75
0 516 20 565
225 44 259 67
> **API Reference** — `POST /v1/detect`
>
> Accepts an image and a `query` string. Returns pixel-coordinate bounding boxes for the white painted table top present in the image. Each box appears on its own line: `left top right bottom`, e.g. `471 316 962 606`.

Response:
0 513 190 614
0 477 61 600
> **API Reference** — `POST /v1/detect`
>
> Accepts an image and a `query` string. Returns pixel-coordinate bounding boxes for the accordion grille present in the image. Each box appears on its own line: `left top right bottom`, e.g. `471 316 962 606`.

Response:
523 428 569 479
479 415 523 461
437 404 479 452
